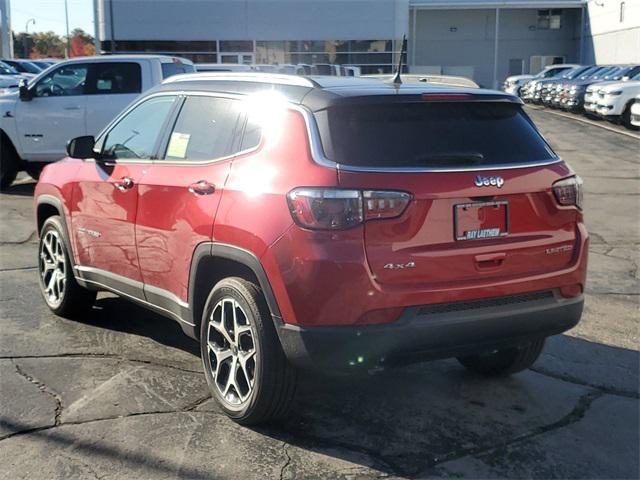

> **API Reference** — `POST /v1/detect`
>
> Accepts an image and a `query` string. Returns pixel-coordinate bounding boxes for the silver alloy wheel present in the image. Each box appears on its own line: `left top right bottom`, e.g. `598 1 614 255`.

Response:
39 230 66 307
206 298 257 407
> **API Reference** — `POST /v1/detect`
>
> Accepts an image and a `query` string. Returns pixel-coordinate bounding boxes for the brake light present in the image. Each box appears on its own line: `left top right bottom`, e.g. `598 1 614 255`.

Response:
421 93 473 101
287 188 411 230
553 175 583 209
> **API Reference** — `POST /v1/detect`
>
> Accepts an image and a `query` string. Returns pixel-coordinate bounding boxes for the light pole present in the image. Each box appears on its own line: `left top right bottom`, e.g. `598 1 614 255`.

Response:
24 18 35 59
64 0 70 58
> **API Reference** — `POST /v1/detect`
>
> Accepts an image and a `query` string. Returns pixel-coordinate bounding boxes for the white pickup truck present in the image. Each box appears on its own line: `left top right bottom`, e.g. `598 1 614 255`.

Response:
0 54 194 189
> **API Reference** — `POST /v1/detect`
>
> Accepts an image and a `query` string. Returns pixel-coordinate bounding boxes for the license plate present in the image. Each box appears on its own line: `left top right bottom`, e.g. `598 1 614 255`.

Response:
454 201 509 241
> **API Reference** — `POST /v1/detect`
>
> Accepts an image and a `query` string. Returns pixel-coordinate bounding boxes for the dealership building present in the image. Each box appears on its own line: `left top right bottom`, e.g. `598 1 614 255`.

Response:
93 0 639 88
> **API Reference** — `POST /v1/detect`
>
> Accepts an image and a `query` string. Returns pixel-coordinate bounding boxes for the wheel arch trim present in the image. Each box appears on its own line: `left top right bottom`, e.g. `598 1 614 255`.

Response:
188 242 283 327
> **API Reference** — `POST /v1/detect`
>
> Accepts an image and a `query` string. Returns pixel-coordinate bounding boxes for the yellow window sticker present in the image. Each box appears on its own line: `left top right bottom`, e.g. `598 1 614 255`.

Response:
167 132 190 158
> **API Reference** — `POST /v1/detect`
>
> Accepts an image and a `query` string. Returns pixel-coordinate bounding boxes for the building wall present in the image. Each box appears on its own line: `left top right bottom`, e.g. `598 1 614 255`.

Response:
97 0 408 41
410 8 580 88
583 0 640 64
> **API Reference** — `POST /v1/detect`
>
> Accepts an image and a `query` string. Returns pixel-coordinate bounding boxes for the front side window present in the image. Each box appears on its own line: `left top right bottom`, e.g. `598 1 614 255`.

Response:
102 96 176 160
163 96 241 161
34 64 89 97
89 62 141 94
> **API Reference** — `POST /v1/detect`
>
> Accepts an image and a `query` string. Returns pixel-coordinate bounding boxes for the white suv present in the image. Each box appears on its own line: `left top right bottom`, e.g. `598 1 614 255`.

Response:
630 95 640 128
594 77 640 128
0 55 194 189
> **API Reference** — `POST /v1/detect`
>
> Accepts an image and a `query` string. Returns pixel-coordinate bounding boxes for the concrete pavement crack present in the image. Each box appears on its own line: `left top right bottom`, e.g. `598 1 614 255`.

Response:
279 442 292 480
1 353 203 375
184 394 212 411
426 390 605 472
0 231 38 245
0 266 37 272
530 366 639 399
0 409 225 443
13 361 63 427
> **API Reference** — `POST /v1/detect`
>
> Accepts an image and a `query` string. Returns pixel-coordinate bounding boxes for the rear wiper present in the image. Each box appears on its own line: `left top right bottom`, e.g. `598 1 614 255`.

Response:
414 152 484 166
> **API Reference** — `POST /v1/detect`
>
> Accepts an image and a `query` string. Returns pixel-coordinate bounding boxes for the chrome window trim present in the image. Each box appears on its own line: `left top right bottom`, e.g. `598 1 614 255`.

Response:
95 88 563 173
290 103 564 173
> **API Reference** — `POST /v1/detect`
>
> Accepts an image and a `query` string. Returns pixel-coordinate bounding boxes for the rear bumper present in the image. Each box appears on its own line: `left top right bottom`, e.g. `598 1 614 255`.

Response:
277 290 583 372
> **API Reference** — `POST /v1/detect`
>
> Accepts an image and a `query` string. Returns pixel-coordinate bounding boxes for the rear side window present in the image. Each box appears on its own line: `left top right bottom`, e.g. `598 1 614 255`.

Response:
164 96 241 161
161 61 196 79
314 101 556 168
89 62 141 94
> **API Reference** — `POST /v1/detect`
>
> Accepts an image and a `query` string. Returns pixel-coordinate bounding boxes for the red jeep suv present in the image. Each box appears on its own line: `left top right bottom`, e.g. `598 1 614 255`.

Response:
34 73 587 424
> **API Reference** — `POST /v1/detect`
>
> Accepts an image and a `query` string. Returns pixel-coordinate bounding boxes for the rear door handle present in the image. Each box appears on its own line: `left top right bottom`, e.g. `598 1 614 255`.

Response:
188 180 215 195
114 176 134 191
64 106 81 110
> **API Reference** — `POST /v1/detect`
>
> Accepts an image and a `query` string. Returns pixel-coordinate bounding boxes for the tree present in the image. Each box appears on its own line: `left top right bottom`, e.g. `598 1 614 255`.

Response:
69 28 96 58
30 31 65 58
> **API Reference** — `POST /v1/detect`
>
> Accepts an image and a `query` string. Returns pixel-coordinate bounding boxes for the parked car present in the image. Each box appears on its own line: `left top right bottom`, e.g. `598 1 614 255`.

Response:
630 95 640 128
594 78 640 128
0 61 31 91
520 65 579 103
31 60 58 70
504 64 577 97
2 59 43 74
539 65 594 107
0 54 195 189
34 73 587 424
559 65 627 111
583 66 640 116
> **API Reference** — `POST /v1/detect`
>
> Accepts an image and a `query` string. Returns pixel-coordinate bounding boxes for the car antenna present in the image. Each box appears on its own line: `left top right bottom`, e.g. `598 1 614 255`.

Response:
392 35 408 86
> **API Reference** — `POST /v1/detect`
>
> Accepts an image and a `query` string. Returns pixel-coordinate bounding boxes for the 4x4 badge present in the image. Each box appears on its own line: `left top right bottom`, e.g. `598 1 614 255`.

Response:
475 175 504 188
383 261 416 270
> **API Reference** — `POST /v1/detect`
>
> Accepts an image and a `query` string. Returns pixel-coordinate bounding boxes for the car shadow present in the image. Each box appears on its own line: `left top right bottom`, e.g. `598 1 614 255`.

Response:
1 180 36 197
71 294 639 477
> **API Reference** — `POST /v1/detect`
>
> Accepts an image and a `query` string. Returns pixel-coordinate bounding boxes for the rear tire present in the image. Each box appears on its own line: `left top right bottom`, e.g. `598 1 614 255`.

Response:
25 163 45 181
457 338 545 376
38 216 97 317
200 277 297 425
0 133 19 190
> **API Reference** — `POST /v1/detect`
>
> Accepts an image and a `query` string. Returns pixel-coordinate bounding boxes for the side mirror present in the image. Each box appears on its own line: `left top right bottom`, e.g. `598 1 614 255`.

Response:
66 136 96 159
18 79 32 101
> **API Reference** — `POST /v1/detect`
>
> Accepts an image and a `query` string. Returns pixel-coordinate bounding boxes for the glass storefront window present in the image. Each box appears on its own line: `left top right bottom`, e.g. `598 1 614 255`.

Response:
110 39 398 72
220 41 253 52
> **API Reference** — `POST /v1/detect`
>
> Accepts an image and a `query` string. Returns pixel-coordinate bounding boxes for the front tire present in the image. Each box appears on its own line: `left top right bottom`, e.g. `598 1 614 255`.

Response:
457 338 545 376
0 133 19 190
38 216 96 317
25 163 45 181
200 277 297 425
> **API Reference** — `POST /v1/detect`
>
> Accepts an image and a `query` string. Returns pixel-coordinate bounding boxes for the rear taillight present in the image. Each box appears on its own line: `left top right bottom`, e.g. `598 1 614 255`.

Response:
287 188 411 230
553 175 583 209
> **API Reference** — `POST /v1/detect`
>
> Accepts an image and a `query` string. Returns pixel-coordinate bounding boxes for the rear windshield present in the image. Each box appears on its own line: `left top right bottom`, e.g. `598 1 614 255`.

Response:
161 61 196 79
314 101 556 168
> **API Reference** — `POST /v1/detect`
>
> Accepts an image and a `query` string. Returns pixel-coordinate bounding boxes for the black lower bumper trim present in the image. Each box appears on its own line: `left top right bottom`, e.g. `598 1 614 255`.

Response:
276 292 583 372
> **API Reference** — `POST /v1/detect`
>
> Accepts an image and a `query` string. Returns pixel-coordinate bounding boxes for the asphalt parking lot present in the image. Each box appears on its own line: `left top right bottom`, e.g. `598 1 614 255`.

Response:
0 107 638 479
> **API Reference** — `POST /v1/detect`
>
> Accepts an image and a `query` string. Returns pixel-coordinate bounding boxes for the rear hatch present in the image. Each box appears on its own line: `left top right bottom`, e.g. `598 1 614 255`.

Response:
314 94 579 287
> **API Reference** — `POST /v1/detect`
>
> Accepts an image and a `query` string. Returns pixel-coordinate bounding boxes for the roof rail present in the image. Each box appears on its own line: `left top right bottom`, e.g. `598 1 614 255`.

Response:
163 71 319 88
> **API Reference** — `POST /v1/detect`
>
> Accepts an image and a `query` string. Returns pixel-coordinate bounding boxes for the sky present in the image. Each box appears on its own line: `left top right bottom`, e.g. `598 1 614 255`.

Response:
10 0 95 36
